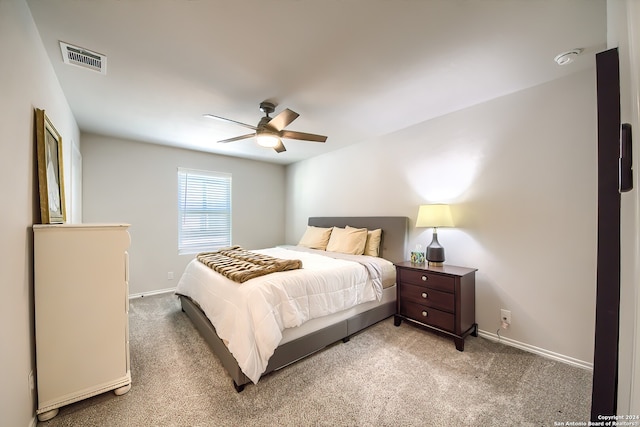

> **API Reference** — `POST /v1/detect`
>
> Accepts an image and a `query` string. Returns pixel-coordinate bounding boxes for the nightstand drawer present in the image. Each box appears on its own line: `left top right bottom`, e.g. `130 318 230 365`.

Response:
398 283 455 312
401 301 455 332
398 268 455 292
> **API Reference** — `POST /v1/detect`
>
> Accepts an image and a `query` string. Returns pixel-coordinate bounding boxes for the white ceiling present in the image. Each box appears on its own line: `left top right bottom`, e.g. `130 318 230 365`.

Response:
26 0 606 165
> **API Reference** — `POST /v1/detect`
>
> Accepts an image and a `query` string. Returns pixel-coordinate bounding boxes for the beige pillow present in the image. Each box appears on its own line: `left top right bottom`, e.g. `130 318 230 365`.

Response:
360 227 382 257
297 226 332 250
326 226 368 255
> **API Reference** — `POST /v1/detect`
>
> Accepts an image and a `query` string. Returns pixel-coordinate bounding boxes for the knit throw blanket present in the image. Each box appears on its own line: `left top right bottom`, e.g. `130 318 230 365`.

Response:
197 246 302 283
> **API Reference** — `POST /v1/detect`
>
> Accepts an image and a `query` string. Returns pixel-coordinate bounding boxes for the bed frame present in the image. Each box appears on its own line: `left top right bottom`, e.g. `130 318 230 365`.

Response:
179 216 409 392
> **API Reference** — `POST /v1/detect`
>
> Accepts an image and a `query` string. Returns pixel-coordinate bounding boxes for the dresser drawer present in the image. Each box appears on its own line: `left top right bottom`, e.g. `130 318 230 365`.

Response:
398 268 455 292
398 283 455 312
401 301 455 332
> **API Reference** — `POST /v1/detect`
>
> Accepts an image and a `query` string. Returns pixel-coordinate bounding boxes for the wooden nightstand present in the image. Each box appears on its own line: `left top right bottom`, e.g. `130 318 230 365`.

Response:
394 262 477 351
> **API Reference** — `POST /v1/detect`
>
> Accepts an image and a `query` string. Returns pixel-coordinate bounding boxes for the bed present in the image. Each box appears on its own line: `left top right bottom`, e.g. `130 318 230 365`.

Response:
176 216 409 392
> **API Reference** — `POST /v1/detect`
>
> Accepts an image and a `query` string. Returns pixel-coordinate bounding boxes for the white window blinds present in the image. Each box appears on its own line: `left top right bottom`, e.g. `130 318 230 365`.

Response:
177 168 232 254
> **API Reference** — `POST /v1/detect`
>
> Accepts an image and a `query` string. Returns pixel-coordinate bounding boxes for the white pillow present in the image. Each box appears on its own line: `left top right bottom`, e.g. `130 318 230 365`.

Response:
326 226 368 255
297 226 332 250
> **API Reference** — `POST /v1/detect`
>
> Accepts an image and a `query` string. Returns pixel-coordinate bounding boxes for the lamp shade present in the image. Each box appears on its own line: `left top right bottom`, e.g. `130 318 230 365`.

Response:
416 204 454 228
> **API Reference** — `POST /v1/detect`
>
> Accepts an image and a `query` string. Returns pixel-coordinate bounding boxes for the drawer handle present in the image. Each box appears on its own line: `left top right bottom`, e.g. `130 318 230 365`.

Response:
422 310 428 317
421 275 428 281
421 292 428 299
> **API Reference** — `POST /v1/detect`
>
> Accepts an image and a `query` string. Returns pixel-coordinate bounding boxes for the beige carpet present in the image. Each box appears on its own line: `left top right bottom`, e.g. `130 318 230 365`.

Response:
38 293 592 426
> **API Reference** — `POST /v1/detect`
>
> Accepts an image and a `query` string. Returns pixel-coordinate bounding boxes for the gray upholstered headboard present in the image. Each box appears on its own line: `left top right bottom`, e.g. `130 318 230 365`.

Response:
308 216 409 263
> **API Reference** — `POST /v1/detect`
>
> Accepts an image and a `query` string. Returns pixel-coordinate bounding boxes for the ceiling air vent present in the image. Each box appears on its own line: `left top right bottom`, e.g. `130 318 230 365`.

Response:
59 41 107 75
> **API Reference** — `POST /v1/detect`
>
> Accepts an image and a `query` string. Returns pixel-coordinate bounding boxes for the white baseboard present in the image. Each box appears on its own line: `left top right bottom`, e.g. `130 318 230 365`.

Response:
129 287 176 299
478 329 593 371
29 415 37 427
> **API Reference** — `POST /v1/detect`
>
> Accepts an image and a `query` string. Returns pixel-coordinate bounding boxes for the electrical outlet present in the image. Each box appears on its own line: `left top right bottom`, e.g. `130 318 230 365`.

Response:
501 309 512 328
28 371 34 391
167 272 174 280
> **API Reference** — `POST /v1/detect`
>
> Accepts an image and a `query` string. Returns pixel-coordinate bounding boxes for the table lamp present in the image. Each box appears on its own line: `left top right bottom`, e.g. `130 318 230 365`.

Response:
416 204 454 266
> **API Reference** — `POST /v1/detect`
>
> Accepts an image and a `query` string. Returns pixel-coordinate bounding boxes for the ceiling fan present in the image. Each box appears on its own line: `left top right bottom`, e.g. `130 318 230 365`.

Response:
204 101 327 153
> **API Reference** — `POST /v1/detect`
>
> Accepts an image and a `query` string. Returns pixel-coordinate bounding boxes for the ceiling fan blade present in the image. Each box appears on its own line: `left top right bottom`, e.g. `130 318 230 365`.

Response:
280 130 327 143
267 109 299 132
217 133 255 143
203 114 257 131
273 139 286 153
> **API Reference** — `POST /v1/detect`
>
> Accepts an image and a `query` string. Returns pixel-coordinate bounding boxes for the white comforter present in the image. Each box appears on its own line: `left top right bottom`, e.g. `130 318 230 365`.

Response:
175 246 393 384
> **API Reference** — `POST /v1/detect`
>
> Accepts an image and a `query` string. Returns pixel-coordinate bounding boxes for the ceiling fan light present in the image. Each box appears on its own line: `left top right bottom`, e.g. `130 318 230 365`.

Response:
255 132 279 148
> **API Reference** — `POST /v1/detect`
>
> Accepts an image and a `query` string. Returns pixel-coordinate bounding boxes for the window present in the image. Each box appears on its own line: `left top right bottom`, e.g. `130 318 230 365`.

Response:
177 168 232 254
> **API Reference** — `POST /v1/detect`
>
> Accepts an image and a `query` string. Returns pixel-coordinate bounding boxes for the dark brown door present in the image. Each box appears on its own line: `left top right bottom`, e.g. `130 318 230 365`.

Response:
591 47 621 419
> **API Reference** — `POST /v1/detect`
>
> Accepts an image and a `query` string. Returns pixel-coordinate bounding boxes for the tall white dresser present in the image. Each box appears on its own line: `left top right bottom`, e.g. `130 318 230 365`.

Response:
33 224 131 421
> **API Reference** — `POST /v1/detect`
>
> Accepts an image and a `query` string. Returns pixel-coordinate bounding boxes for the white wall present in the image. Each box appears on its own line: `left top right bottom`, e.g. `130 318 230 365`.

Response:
607 0 640 415
286 69 598 366
0 0 81 425
81 134 286 296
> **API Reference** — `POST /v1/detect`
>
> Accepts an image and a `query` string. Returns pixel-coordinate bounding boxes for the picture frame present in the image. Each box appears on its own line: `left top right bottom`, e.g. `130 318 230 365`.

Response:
36 108 66 224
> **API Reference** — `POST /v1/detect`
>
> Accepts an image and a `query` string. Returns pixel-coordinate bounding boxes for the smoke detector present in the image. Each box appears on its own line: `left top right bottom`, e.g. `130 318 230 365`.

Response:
59 41 107 75
554 48 583 66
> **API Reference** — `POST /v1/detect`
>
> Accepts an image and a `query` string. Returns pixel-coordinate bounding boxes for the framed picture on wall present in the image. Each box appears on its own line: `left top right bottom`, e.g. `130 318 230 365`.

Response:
36 108 66 224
